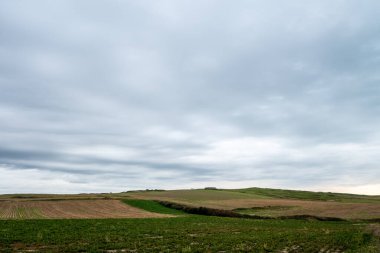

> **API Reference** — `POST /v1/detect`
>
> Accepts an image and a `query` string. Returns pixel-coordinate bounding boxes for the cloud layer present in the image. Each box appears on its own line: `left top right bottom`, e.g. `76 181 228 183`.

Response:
1 1 380 194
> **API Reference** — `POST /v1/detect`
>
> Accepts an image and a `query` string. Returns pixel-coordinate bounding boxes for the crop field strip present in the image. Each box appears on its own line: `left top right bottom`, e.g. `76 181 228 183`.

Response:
127 188 380 203
195 198 380 219
128 189 267 202
128 189 380 220
0 200 171 219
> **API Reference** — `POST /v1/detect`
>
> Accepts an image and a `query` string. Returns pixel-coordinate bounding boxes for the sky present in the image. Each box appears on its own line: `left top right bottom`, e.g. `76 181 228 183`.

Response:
0 1 380 195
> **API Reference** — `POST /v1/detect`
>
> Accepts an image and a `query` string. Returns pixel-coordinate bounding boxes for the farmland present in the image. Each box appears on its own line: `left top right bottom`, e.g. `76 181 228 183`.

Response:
0 216 379 252
0 188 379 252
0 200 170 219
128 188 380 220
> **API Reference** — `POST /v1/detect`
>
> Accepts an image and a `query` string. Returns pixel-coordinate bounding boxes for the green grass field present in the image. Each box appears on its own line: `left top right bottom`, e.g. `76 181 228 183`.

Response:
234 205 298 217
0 217 379 252
122 199 186 215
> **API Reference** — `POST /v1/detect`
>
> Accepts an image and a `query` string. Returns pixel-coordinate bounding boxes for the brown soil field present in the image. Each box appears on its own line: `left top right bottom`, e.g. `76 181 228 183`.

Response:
0 200 170 219
0 193 130 202
195 199 380 219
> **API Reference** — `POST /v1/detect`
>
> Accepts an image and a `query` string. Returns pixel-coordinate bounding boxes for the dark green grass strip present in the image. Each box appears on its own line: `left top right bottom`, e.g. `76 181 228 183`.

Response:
157 200 346 221
122 199 186 215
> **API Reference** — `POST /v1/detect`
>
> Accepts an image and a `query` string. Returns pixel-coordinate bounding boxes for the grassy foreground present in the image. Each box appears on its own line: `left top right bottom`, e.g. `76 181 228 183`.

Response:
0 216 378 252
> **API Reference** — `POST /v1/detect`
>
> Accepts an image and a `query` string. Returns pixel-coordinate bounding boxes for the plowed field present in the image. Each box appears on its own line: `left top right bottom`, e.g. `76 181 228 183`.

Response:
0 200 170 219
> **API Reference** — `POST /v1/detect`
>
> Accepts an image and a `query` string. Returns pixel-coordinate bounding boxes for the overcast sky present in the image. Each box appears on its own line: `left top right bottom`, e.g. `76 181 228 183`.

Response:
1 1 380 194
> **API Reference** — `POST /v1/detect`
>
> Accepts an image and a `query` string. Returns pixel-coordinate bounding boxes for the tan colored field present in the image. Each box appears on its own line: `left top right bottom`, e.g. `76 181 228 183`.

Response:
129 189 265 201
196 199 380 219
0 200 170 219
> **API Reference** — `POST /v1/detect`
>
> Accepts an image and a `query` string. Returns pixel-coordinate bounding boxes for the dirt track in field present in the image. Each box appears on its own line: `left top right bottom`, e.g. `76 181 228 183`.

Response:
197 199 380 219
0 200 170 219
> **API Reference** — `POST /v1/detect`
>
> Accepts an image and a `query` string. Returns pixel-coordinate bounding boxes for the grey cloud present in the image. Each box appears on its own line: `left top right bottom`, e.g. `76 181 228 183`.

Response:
1 0 380 194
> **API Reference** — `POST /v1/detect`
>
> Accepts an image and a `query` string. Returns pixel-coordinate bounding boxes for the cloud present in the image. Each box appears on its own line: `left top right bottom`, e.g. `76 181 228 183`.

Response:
0 0 380 194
